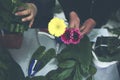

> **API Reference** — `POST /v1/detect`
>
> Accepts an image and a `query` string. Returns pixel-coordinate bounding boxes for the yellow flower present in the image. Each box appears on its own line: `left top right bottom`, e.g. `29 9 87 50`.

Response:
48 17 66 37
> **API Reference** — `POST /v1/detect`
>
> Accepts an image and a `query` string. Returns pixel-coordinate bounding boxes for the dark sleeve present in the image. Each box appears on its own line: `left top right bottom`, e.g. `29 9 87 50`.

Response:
25 0 40 11
58 0 92 24
58 0 78 22
21 0 40 11
91 0 120 28
59 0 120 28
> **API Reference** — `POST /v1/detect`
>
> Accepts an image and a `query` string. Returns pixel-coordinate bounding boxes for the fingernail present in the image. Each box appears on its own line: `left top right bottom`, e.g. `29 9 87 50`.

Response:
22 19 25 22
29 25 31 28
15 13 18 16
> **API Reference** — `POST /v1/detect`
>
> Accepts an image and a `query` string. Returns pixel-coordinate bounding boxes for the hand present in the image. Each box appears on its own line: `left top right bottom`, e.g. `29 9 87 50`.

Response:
80 18 96 36
69 11 80 28
15 3 37 27
69 11 96 36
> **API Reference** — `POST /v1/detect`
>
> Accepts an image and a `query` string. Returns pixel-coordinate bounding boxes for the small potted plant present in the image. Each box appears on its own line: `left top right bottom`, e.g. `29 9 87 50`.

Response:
0 0 29 49
94 27 120 62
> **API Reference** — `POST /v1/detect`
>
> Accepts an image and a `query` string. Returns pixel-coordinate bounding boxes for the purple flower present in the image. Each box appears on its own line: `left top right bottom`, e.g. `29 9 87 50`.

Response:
61 28 72 44
61 28 83 44
71 28 83 44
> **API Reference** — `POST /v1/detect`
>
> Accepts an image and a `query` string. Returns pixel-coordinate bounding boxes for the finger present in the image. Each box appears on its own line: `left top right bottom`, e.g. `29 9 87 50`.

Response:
15 9 31 16
80 28 89 36
69 11 80 28
81 26 93 36
29 19 34 28
17 6 26 11
69 21 75 28
69 20 80 28
22 14 33 22
80 26 86 31
74 20 80 28
75 22 80 28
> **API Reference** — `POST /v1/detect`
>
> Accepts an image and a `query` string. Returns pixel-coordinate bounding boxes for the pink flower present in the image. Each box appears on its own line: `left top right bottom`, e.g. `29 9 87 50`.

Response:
61 28 72 44
70 28 83 44
61 28 83 44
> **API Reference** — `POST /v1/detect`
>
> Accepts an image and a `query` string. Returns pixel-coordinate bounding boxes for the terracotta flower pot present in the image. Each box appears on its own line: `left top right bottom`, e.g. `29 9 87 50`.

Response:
0 33 23 49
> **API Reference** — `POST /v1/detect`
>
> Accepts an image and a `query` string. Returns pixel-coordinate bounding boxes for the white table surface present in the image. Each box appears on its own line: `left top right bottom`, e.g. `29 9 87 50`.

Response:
9 29 120 80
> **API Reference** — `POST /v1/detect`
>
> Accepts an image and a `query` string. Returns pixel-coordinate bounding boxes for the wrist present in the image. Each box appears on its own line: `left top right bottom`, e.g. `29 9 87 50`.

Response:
27 3 37 17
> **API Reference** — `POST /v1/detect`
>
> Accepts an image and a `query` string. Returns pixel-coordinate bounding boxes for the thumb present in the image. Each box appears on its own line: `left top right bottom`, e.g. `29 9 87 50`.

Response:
69 20 75 28
29 19 34 28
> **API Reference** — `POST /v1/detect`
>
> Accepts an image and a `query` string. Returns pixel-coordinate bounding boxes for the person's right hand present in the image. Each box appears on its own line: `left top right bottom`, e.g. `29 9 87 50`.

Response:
69 11 96 36
80 18 96 36
15 3 37 27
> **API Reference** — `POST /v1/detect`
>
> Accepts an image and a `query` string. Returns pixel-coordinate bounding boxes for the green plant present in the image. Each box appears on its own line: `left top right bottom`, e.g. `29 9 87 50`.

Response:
0 0 29 33
27 35 96 80
95 27 120 62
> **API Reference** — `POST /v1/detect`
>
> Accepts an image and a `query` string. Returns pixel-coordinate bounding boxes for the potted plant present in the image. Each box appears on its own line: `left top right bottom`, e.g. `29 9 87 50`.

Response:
94 27 120 62
0 0 29 49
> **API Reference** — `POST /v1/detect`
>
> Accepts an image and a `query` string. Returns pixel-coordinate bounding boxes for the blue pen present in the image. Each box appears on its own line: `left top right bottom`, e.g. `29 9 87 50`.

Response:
28 59 37 77
28 59 35 77
28 59 42 77
31 61 42 76
28 46 46 77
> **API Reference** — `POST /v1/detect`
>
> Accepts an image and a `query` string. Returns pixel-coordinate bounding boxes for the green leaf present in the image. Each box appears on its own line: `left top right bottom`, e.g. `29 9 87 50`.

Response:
37 48 56 61
0 61 8 71
86 76 93 80
76 35 93 66
0 0 29 33
88 65 97 75
32 46 46 59
57 35 93 66
58 60 76 69
31 46 56 71
98 52 120 62
46 70 59 80
79 64 96 78
57 68 73 80
80 64 90 76
73 65 83 80
96 38 120 62
0 47 25 80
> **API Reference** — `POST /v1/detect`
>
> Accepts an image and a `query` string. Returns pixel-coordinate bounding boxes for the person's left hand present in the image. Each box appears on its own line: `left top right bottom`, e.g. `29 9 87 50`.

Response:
69 11 80 28
15 3 37 27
